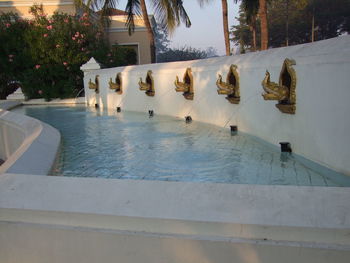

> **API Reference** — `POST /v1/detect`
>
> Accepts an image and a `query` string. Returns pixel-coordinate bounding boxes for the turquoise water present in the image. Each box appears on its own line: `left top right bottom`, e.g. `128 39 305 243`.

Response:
14 105 350 186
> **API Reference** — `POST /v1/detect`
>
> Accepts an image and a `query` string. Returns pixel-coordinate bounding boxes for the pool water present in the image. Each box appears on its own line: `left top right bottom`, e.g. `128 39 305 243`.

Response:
14 105 350 186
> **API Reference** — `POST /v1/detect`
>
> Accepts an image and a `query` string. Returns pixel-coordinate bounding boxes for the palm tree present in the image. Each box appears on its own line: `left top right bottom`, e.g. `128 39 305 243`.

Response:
198 0 232 56
76 1 191 63
125 0 191 63
221 0 230 55
258 0 268 50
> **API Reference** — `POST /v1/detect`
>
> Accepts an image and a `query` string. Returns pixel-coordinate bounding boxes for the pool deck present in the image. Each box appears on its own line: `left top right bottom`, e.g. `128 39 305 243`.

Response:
0 173 350 262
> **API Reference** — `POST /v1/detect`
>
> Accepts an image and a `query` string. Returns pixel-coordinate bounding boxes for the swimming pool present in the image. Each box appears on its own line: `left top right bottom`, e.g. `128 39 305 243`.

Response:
14 105 350 186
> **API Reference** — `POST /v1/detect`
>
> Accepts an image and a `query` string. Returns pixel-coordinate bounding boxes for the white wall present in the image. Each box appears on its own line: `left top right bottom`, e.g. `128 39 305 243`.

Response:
84 36 350 176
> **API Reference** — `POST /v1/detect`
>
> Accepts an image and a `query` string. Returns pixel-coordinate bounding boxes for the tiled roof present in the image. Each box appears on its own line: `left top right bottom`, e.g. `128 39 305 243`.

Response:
97 8 129 16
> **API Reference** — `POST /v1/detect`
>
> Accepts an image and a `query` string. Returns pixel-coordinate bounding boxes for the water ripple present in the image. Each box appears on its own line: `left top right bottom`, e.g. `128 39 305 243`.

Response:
13 105 350 187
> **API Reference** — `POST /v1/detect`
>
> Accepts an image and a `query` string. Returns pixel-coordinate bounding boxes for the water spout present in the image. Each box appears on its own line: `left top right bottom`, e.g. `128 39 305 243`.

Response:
280 142 292 153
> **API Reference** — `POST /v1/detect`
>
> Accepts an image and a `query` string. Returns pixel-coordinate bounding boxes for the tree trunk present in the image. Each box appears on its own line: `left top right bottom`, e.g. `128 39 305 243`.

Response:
311 5 315 42
221 0 230 56
250 16 257 51
259 0 268 50
140 0 156 63
286 0 289 46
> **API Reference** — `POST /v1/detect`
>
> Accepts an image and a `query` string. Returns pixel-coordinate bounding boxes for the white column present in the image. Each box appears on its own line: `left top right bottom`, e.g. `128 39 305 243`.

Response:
80 57 101 106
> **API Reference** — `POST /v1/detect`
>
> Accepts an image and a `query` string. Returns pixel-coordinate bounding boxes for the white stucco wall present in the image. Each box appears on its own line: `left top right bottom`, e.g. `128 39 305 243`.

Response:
84 36 350 176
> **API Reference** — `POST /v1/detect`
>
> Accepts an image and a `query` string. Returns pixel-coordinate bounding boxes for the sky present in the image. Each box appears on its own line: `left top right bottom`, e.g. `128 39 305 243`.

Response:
117 1 240 56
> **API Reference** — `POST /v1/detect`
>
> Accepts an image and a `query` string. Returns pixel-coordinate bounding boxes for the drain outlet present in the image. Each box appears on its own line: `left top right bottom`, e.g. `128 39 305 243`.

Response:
280 142 292 153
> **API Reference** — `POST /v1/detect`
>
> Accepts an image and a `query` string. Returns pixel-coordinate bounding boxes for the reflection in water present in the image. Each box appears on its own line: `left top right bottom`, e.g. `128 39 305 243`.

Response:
280 152 290 164
13 105 350 187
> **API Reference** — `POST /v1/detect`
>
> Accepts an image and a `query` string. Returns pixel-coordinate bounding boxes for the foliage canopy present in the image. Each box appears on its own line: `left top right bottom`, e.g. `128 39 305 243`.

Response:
231 0 350 52
0 5 136 100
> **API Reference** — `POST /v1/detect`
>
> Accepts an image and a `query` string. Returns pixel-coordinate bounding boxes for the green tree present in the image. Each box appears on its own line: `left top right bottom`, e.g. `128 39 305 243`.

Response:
307 0 350 41
268 0 309 47
240 0 260 50
231 6 253 53
231 2 261 53
154 24 171 61
157 46 214 62
268 0 350 47
233 0 350 50
0 13 32 99
0 4 136 100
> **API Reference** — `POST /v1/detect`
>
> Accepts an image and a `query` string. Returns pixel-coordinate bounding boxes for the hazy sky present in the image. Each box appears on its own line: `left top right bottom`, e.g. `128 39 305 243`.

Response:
117 0 239 56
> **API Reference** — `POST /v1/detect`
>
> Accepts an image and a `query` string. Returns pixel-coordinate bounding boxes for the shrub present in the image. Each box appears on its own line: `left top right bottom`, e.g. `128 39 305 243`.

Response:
0 13 32 99
0 5 137 100
157 46 216 62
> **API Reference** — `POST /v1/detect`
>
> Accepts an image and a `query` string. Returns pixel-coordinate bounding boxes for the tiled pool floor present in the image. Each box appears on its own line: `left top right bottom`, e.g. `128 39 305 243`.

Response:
14 105 350 186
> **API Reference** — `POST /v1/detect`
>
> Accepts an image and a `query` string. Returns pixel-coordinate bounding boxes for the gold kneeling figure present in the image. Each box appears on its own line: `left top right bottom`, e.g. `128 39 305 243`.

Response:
262 71 289 101
174 76 190 92
139 78 151 91
138 70 154 96
109 78 120 90
216 74 237 96
88 76 99 93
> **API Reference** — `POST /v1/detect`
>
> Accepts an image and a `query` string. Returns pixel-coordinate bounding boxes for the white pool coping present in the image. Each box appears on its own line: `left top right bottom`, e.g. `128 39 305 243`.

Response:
1 173 350 248
21 97 85 105
0 109 60 175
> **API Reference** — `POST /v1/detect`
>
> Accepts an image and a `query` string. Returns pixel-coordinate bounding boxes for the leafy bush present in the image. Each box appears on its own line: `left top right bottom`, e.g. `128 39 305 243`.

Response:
157 46 217 62
0 5 136 100
0 13 32 99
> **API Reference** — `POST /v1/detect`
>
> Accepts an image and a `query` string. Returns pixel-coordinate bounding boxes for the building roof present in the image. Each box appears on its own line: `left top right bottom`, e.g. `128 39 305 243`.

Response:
97 8 128 16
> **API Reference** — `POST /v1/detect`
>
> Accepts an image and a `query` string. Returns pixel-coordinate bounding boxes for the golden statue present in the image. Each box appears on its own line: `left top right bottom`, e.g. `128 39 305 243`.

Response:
216 64 240 104
261 58 296 114
109 73 122 94
138 70 155 96
88 75 99 94
262 71 289 101
174 68 194 100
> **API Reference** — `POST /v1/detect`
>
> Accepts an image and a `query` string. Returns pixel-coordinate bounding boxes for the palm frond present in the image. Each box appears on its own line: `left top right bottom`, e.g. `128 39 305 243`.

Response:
152 0 176 32
150 0 191 33
75 0 118 13
175 0 191 28
196 0 212 8
125 0 141 35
